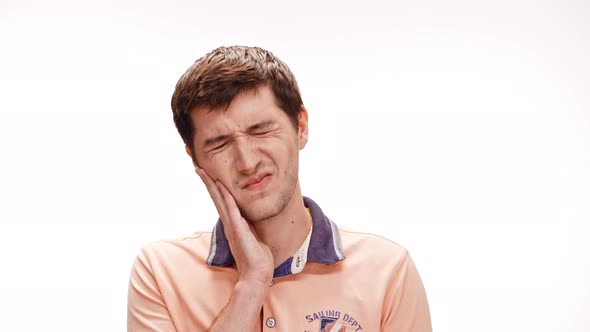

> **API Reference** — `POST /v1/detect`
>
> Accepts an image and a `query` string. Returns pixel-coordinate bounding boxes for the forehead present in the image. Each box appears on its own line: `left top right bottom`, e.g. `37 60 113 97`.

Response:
190 85 286 138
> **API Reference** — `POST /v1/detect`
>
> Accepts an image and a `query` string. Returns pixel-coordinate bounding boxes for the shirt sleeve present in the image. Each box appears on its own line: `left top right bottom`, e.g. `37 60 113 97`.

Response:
127 248 178 332
381 251 432 332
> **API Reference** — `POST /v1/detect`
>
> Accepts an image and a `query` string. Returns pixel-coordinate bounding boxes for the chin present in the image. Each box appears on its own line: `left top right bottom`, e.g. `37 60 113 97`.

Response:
238 189 294 223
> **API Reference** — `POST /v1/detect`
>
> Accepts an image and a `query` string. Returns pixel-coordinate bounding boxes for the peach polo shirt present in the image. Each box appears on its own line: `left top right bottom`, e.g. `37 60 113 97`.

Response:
128 197 431 331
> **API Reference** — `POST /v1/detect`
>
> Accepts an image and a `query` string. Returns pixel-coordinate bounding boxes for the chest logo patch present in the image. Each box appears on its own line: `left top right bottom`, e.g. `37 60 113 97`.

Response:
304 310 363 332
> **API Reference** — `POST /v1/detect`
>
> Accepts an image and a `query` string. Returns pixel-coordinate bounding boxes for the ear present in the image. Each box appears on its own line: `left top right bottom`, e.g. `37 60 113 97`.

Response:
297 105 309 150
185 145 198 167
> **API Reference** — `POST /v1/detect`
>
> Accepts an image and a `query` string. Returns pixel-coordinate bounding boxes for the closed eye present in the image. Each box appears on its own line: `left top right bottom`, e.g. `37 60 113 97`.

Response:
210 141 228 151
247 120 278 135
252 130 272 136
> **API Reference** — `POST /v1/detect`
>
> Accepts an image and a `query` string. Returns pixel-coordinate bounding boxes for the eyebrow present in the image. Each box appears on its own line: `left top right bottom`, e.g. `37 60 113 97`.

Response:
203 120 278 148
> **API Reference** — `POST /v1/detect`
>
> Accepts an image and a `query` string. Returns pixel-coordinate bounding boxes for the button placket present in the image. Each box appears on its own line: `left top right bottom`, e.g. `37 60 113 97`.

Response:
263 280 276 329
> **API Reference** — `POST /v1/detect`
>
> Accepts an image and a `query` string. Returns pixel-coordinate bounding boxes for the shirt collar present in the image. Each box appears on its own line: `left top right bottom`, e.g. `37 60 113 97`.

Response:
206 196 345 277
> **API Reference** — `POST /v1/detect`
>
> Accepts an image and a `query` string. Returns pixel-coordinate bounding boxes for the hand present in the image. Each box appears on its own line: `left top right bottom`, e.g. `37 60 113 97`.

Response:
196 167 274 287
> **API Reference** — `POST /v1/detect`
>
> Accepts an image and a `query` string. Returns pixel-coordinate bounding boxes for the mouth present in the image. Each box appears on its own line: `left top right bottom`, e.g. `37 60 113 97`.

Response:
243 173 271 190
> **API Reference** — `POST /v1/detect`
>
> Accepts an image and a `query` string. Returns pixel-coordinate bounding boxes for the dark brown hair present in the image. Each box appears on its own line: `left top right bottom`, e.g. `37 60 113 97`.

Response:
171 46 304 158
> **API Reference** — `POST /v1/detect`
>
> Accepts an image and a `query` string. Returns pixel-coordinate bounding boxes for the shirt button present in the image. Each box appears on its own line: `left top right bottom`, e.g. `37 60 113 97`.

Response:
266 317 276 328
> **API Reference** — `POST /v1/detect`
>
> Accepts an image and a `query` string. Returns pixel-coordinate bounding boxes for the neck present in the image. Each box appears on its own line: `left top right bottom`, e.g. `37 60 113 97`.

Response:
252 183 311 268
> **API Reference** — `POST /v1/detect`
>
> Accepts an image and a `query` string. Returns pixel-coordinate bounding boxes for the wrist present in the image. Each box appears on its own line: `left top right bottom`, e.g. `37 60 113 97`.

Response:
234 278 270 301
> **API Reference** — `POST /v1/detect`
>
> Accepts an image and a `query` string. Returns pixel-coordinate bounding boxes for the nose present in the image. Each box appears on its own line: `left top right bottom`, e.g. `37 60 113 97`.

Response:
233 137 260 175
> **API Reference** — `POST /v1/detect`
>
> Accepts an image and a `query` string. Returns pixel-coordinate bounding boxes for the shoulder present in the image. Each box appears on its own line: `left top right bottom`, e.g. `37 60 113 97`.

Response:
338 228 408 254
135 231 212 268
337 228 410 271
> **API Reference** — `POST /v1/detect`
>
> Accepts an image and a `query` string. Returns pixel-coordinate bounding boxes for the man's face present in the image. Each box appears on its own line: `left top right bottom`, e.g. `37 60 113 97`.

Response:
189 85 308 222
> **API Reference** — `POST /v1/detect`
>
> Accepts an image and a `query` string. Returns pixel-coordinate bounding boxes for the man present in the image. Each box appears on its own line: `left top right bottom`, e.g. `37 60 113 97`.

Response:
127 46 431 331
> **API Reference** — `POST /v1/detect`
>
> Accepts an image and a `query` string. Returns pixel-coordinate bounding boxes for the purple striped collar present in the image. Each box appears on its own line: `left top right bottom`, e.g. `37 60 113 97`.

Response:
206 197 345 278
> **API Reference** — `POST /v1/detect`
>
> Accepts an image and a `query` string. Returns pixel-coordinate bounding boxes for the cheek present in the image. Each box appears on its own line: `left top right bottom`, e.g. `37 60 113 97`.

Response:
268 142 297 168
200 156 231 182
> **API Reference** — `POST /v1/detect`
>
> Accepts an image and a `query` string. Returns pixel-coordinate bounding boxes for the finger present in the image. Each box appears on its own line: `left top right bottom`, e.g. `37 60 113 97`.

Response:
195 167 217 192
215 180 250 233
196 168 230 224
196 168 224 212
211 181 245 253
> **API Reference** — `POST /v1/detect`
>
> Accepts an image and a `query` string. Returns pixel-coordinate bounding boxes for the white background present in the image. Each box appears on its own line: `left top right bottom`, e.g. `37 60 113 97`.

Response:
1 0 589 331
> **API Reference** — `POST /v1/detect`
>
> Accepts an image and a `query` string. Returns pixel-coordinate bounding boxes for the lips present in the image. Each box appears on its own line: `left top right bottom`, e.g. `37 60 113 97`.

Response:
242 173 271 189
